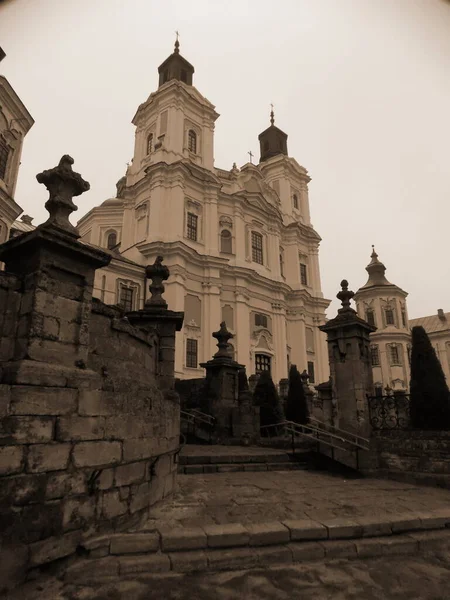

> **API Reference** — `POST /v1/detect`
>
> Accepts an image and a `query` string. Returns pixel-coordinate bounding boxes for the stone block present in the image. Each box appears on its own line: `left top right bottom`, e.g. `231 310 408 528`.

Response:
418 510 450 530
185 465 204 474
154 454 172 478
256 545 293 566
288 542 325 562
110 533 159 554
102 490 128 519
46 471 87 500
123 439 158 462
378 535 419 556
243 463 267 471
355 516 393 537
63 496 96 531
64 557 119 583
0 384 10 416
169 550 208 573
130 482 150 514
148 475 166 506
118 553 170 575
163 470 177 498
282 519 328 541
207 547 259 570
160 527 207 552
247 522 290 546
30 530 82 567
97 468 114 490
410 530 450 551
78 390 112 416
0 544 29 593
203 523 250 548
0 416 54 444
319 518 363 539
72 441 122 468
390 516 422 533
321 539 357 558
356 538 385 558
115 461 146 487
10 386 77 415
5 473 47 505
56 416 105 441
82 534 112 551
27 443 71 473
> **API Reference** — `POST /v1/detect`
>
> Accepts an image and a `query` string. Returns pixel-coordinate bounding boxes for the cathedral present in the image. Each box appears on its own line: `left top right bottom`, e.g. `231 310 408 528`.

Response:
76 39 331 384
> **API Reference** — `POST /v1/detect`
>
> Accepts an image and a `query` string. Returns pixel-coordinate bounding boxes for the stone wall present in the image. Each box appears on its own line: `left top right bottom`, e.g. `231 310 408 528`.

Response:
175 377 205 410
0 271 21 362
368 430 450 488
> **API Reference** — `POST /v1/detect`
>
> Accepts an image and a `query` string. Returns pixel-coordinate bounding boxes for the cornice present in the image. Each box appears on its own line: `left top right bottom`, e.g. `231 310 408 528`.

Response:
0 76 34 132
354 285 408 300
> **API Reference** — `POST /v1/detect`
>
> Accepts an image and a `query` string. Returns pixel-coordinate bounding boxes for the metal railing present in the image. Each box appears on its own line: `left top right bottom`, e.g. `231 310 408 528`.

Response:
260 419 370 470
180 409 216 443
367 394 411 430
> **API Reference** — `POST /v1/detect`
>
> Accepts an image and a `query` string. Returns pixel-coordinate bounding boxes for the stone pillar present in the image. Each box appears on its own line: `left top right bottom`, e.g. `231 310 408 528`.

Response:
0 155 111 383
126 256 184 392
319 280 376 437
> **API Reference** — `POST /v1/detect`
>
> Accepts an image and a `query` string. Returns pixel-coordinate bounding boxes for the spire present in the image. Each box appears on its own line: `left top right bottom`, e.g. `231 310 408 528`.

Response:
270 103 275 126
158 35 194 88
361 245 392 288
258 104 288 163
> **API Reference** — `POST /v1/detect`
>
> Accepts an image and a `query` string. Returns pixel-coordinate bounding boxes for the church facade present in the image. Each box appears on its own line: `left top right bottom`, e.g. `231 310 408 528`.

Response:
77 40 331 383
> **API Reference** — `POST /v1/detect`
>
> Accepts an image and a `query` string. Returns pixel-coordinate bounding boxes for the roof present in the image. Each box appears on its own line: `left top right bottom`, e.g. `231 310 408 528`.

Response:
11 219 35 233
409 312 450 334
100 198 124 208
78 240 143 268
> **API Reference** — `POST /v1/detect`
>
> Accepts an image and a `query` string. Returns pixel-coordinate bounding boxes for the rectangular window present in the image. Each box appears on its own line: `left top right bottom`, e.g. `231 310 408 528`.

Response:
307 361 315 384
401 310 407 327
385 309 395 326
186 338 198 368
119 286 134 312
366 309 375 327
300 263 308 285
370 345 380 366
255 354 271 374
187 212 198 241
390 345 400 365
251 231 263 265
279 252 284 277
407 346 411 365
255 313 268 328
0 140 9 181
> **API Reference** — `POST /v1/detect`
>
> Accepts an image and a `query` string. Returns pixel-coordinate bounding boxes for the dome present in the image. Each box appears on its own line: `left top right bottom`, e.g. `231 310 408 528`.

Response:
101 198 123 208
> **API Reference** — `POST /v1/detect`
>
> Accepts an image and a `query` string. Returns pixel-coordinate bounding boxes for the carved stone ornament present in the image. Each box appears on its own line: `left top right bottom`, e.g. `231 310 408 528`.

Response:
36 155 90 237
336 279 356 314
145 256 170 308
212 321 234 359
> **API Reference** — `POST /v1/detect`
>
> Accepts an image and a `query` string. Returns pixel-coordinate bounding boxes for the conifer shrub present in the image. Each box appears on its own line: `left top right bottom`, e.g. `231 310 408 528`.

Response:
409 325 450 429
286 364 309 424
252 370 285 433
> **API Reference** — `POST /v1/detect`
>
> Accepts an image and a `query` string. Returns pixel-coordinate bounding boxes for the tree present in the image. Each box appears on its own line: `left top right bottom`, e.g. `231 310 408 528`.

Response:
252 370 285 432
285 364 309 424
409 326 450 430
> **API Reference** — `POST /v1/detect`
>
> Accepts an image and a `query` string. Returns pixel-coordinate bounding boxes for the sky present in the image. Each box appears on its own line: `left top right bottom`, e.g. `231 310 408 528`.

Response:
1 0 449 319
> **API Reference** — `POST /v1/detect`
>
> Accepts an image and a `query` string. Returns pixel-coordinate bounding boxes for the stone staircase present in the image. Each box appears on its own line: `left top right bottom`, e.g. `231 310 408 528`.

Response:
177 445 311 474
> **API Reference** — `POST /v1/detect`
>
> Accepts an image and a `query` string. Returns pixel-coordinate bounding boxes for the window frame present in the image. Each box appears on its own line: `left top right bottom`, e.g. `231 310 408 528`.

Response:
307 360 315 384
186 212 198 242
370 345 380 366
106 231 117 250
0 138 9 181
292 193 299 210
119 286 135 312
389 344 401 365
255 353 271 374
366 309 376 327
146 133 154 155
255 313 268 329
251 231 264 265
300 263 308 285
385 308 395 326
186 338 198 368
188 129 197 154
220 229 232 254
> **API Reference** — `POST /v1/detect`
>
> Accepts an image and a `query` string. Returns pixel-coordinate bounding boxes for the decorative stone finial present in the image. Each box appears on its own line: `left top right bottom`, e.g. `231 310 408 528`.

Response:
145 256 170 308
36 155 90 237
300 369 309 385
174 30 180 54
270 103 275 126
212 321 234 359
337 279 355 312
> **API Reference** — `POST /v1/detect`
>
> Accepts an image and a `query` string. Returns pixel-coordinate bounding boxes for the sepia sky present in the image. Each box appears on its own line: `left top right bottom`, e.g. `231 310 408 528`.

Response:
1 0 449 318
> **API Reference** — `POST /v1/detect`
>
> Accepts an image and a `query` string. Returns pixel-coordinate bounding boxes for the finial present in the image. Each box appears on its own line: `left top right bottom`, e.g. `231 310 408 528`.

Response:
270 103 274 126
36 155 89 238
145 256 170 308
336 279 355 312
212 321 234 360
174 30 180 53
371 244 378 259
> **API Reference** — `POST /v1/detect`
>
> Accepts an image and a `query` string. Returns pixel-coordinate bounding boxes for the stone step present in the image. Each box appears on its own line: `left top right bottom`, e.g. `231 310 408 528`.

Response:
178 461 310 474
67 511 450 584
178 449 307 466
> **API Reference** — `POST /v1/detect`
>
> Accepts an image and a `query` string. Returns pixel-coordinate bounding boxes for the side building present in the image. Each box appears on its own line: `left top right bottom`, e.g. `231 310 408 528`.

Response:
0 49 34 247
409 309 450 383
77 39 331 384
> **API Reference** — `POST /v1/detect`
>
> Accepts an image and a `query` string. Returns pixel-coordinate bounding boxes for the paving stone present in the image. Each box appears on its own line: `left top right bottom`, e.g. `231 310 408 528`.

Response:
217 465 242 473
203 465 218 473
65 557 119 583
169 550 208 572
203 523 249 548
256 545 293 566
207 547 258 570
110 533 160 554
356 538 385 558
355 516 393 537
321 539 357 558
320 518 363 539
288 542 325 562
390 516 422 533
378 535 419 556
247 522 290 546
283 519 328 541
160 527 207 551
184 465 204 475
417 510 450 530
243 464 267 471
119 553 171 575
410 530 450 550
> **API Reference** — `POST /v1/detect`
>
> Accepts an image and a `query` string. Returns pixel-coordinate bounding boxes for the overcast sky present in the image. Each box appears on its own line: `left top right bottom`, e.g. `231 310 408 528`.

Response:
1 0 449 319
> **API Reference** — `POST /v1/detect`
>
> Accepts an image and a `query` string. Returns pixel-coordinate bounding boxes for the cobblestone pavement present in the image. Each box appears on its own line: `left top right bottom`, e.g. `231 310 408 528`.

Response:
142 470 450 529
12 547 450 600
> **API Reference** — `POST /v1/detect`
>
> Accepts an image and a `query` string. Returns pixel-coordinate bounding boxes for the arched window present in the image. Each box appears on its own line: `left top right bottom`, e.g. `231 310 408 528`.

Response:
188 130 197 153
220 230 232 254
147 133 153 155
107 231 117 250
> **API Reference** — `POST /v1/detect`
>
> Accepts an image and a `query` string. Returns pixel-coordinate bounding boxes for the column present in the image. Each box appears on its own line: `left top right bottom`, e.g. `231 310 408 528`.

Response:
271 302 288 382
235 291 251 371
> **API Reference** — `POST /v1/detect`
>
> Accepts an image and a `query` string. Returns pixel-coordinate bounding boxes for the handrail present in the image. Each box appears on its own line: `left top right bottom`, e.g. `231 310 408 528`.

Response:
180 409 215 428
189 408 216 424
308 417 370 446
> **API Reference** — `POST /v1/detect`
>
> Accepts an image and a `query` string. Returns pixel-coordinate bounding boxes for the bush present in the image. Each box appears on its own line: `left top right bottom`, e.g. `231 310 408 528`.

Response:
252 370 285 432
286 364 309 424
409 325 450 430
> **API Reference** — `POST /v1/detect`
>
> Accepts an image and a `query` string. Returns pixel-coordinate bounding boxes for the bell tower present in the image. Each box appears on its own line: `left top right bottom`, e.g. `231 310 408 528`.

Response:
258 106 288 163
